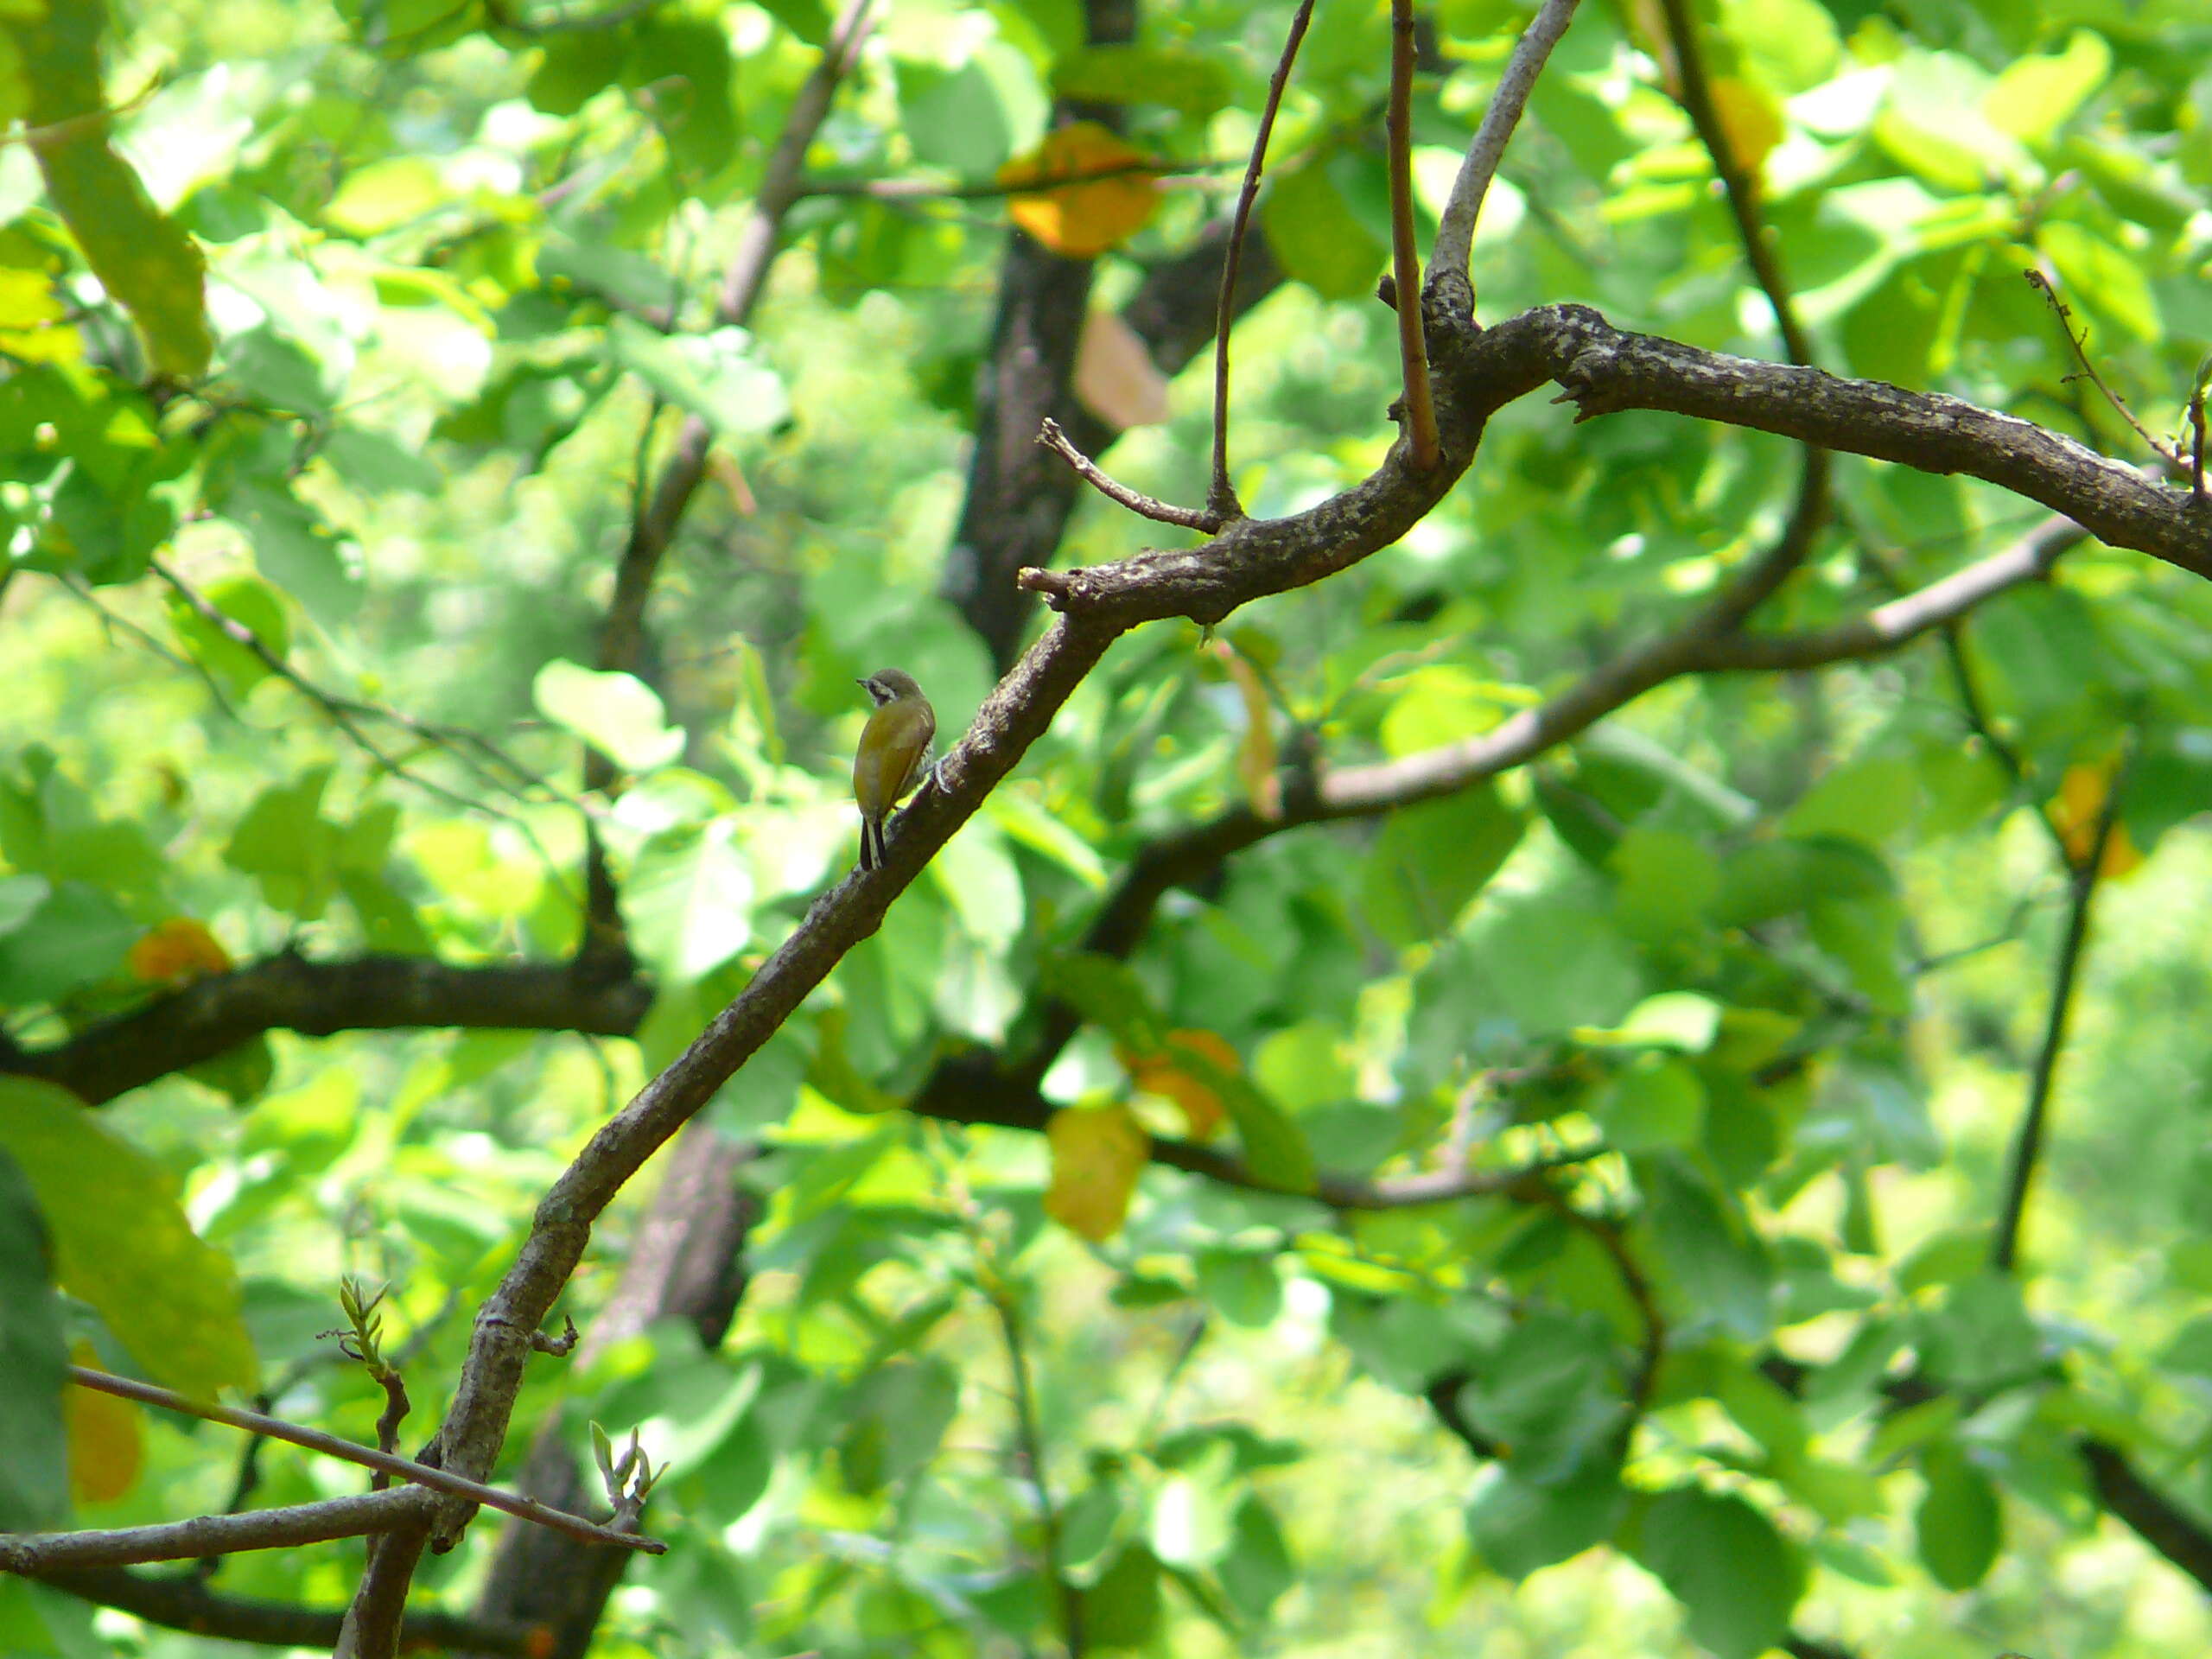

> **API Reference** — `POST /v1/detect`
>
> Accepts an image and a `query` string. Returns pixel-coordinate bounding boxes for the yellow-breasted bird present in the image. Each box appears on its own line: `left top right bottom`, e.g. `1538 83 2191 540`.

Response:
852 667 936 872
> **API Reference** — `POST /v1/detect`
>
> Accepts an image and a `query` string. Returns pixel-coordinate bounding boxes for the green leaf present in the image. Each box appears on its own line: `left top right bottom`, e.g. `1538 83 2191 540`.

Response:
1085 1542 1162 1649
1466 1453 1624 1580
1596 1055 1707 1152
221 480 361 628
1217 1494 1294 1618
2040 219 2162 343
1262 162 1386 301
1610 827 1720 941
9 0 212 376
0 1145 67 1529
839 1356 960 1494
0 1077 257 1398
607 315 791 438
533 658 686 772
1040 951 1159 1049
0 880 136 1004
1050 45 1230 115
622 16 738 177
1459 881 1643 1036
928 814 1024 949
1782 755 1916 847
225 767 340 919
623 820 754 982
1630 1486 1802 1659
1194 1249 1281 1329
1985 29 2110 147
1587 992 1723 1053
166 572 289 700
323 156 446 236
1455 1307 1625 1483
1918 1272 2044 1389
1916 1442 2001 1590
1644 1157 1774 1342
1359 780 1523 948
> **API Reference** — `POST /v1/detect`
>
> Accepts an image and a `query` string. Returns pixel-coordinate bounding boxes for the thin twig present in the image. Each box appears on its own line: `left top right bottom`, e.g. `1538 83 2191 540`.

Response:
1653 0 1811 364
1430 0 1582 294
987 1283 1082 1657
1990 742 2130 1273
1208 0 1314 520
1036 417 1223 531
800 156 1219 200
1385 0 1439 469
2189 384 2207 501
2024 268 2178 465
66 1367 662 1554
1530 1187 1664 1413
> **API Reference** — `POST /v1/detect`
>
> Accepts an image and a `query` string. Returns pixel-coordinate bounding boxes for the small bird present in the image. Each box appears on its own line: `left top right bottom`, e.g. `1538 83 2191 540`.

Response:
852 667 936 873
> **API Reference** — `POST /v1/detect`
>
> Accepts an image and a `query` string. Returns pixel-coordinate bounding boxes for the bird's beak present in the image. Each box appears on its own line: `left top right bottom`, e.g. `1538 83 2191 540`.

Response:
855 677 869 688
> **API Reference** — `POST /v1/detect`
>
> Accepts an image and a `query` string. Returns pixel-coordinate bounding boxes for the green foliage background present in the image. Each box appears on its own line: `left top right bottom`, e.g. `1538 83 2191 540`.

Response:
3 0 2212 1653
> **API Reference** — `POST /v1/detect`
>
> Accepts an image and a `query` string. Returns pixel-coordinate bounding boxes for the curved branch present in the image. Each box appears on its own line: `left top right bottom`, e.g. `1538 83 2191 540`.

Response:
3 951 652 1106
1023 304 2211 626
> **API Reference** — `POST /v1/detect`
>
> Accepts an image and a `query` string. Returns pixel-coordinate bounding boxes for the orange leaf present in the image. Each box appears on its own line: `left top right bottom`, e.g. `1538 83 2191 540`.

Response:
67 1342 143 1505
2046 762 2143 879
1044 1103 1149 1242
998 122 1160 258
1120 1028 1240 1142
127 918 233 984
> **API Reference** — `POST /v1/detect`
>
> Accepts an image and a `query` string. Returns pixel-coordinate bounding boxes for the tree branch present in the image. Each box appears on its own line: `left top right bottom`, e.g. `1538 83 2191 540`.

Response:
2 950 651 1106
22 1564 539 1656
1652 0 1810 364
1430 0 1582 293
67 1366 660 1556
0 1489 430 1573
1990 745 2127 1273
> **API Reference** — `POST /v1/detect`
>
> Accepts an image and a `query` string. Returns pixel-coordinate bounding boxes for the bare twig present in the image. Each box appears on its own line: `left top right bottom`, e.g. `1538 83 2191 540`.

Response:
1991 743 2131 1273
1037 416 1224 532
2024 267 2179 465
1430 0 1582 294
66 1366 662 1555
1386 0 1440 469
1208 0 1315 520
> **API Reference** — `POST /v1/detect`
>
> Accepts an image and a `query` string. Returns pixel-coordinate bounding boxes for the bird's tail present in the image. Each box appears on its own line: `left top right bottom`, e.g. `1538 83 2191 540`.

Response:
860 817 885 873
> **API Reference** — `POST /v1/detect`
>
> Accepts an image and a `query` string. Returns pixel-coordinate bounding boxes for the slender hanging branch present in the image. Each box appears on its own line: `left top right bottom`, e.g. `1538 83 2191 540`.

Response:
1653 0 1811 364
1206 0 1315 521
1385 0 1439 470
1990 745 2131 1273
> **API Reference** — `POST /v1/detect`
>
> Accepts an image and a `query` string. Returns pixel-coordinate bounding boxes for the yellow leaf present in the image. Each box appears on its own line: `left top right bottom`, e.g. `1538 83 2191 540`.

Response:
1120 1028 1240 1142
66 1341 143 1505
1707 77 1783 185
128 917 233 984
2046 762 2142 879
998 122 1160 258
1215 644 1280 820
1044 1103 1148 1241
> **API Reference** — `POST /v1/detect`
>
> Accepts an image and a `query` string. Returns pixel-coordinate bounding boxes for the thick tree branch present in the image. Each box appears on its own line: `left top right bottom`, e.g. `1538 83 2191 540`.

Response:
1023 304 2212 626
23 1565 538 1656
2 951 650 1106
0 1490 430 1573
